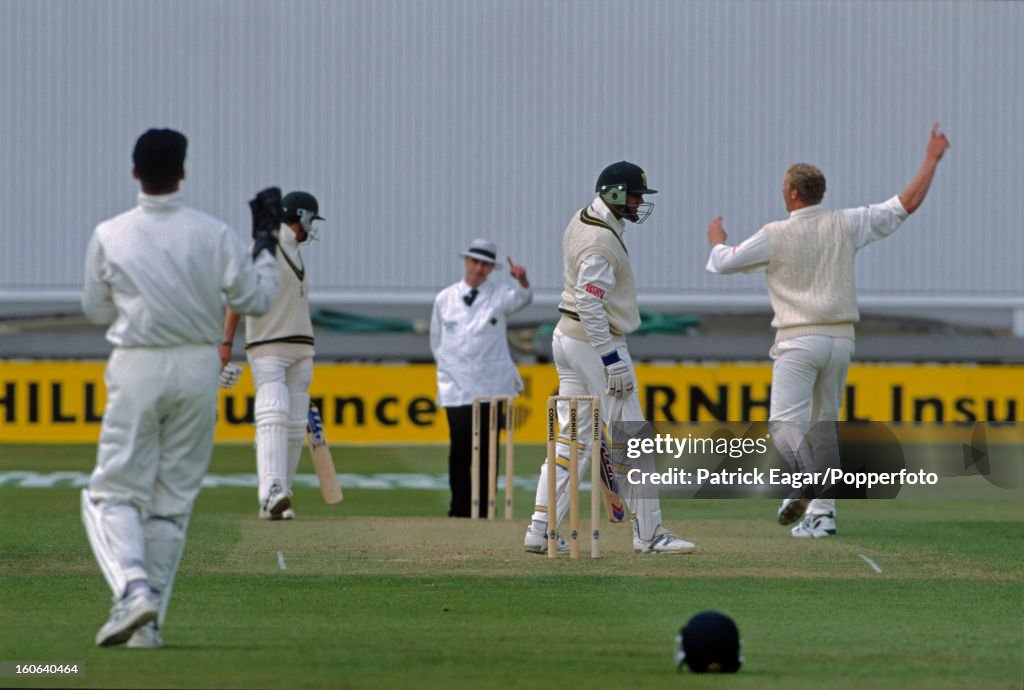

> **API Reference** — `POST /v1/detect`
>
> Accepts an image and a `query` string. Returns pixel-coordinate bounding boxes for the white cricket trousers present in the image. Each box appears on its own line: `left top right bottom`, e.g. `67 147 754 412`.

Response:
530 327 663 540
769 335 855 516
87 345 219 514
83 345 218 602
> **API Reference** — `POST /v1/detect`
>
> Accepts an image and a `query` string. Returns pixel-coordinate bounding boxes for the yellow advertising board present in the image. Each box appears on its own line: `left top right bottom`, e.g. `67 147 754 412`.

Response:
1 360 1023 444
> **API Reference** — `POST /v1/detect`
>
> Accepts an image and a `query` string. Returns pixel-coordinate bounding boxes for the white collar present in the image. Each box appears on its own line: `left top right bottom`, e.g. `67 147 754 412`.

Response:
137 191 183 210
789 204 824 218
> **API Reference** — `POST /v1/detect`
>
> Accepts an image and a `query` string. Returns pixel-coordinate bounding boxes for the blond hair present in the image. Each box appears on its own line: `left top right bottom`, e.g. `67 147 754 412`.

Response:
786 163 826 205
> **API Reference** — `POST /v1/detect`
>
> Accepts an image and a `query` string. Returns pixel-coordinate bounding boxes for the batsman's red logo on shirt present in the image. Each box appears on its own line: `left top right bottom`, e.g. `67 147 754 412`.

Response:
585 283 605 299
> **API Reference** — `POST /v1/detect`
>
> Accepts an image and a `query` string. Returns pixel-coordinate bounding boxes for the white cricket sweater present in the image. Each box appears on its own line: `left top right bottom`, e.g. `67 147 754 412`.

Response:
245 225 315 356
764 208 858 342
557 202 640 341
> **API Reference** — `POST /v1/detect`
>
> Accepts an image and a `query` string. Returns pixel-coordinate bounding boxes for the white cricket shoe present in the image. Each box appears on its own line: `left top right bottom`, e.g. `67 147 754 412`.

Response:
790 512 836 538
777 497 812 526
127 621 163 649
633 525 697 555
260 484 291 520
259 505 295 520
523 523 570 555
96 589 159 647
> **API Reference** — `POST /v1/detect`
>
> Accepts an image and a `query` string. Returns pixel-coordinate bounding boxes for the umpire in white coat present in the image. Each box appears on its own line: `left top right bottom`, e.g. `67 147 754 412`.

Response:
430 239 532 517
80 129 280 648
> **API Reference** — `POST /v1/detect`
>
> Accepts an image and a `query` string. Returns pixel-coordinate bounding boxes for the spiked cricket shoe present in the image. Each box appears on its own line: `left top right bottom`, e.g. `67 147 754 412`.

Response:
260 484 291 520
791 512 837 538
96 589 159 647
127 621 163 649
634 526 696 555
523 523 570 555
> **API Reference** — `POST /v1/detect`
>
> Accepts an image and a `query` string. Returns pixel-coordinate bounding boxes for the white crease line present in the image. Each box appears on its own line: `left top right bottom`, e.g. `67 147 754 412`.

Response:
277 551 287 571
857 553 882 574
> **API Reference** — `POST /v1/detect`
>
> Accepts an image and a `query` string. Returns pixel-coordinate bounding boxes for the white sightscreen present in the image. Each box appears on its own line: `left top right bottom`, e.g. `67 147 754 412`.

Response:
1 0 1021 309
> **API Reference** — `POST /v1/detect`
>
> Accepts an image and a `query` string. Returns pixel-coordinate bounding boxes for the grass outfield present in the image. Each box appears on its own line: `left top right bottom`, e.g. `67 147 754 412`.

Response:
1 444 1022 690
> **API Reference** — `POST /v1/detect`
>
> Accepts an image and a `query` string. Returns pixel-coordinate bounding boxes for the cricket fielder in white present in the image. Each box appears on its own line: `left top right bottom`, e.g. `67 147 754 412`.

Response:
706 124 950 537
525 161 696 555
430 239 532 517
219 191 324 520
81 129 280 648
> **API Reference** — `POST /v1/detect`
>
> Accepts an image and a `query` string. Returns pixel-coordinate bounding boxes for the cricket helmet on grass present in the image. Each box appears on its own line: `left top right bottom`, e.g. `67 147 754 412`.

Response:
675 610 742 673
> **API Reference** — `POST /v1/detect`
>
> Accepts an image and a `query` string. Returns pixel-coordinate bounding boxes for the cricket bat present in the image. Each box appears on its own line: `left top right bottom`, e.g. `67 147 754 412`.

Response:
598 435 626 523
307 402 343 504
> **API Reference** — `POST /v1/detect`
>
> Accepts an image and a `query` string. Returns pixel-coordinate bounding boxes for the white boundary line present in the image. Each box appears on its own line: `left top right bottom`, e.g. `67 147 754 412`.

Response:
0 471 547 491
857 553 882 574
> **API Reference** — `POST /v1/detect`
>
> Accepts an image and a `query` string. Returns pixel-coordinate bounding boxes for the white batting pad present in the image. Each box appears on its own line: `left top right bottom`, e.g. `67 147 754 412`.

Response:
285 439 304 493
289 391 310 432
255 381 291 426
81 491 147 599
529 438 592 529
286 392 310 492
255 382 290 500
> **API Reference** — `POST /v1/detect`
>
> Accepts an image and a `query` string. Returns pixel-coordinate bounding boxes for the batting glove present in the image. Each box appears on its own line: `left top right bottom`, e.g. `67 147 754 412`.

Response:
602 351 635 399
218 363 242 389
249 187 282 259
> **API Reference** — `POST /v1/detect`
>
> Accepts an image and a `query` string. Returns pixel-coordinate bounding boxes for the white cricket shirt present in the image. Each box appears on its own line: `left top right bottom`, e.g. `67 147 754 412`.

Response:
82 191 279 345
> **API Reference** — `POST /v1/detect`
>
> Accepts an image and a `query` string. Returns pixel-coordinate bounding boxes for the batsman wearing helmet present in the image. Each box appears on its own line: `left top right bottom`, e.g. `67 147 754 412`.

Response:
220 191 325 520
524 161 697 555
706 124 950 538
81 129 280 648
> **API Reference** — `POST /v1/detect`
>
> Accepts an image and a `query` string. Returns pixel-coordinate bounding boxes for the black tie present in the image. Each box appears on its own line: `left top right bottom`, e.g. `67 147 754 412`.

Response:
463 288 479 306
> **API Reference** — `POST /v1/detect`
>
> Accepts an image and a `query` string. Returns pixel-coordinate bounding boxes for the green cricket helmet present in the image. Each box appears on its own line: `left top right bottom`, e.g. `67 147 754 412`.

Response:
595 161 656 223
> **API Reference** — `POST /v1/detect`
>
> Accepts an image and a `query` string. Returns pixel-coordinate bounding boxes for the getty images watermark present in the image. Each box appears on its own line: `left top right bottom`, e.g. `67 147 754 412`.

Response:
610 421 1023 500
625 433 938 491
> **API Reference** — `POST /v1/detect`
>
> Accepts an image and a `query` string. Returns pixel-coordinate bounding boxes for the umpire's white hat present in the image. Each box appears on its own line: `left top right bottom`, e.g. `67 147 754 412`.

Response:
460 238 500 268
